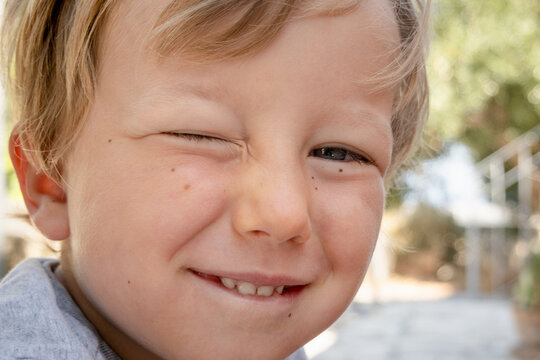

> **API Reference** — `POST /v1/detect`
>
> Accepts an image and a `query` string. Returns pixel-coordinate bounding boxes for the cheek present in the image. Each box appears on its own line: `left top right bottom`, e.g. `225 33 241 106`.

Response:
66 148 230 273
301 180 385 339
316 179 384 277
64 149 233 329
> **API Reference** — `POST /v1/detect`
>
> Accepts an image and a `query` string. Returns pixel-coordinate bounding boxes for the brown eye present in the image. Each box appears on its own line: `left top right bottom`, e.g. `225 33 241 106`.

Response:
310 147 347 160
309 147 371 165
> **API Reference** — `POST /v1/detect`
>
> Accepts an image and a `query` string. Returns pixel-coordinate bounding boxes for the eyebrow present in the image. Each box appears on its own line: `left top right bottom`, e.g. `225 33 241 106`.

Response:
329 104 393 144
132 83 227 110
130 83 394 148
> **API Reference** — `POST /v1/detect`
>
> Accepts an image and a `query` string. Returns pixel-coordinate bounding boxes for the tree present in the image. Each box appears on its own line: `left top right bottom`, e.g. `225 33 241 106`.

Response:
427 0 539 160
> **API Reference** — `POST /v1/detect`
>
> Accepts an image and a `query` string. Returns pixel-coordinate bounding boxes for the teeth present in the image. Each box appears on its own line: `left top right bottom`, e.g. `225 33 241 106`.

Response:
218 277 287 297
256 286 274 297
237 282 256 295
220 277 235 289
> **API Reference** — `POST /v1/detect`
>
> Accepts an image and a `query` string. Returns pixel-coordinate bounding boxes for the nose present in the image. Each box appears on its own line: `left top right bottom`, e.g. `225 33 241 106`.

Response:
231 161 312 245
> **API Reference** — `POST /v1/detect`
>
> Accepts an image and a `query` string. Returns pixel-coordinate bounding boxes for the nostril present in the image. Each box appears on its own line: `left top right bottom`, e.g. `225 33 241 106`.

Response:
248 231 308 244
251 230 266 237
290 235 306 244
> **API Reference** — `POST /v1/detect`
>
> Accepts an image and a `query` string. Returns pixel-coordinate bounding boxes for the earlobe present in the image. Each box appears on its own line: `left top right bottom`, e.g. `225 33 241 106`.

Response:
9 133 70 241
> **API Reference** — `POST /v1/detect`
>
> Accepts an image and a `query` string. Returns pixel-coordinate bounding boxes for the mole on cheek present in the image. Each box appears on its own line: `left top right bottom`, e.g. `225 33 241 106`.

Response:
108 139 112 143
288 313 292 318
127 280 131 285
315 187 319 191
171 168 176 172
339 169 343 173
311 176 315 180
184 184 191 190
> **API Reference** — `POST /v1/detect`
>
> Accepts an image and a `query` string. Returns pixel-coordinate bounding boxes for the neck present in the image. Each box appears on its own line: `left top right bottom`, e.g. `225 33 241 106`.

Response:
57 249 163 360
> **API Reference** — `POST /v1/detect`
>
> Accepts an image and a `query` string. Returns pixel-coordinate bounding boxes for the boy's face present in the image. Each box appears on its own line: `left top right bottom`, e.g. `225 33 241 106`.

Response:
58 0 398 358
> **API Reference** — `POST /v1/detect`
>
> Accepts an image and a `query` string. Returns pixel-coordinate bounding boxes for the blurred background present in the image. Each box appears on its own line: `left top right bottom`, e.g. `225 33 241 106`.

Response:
0 0 539 359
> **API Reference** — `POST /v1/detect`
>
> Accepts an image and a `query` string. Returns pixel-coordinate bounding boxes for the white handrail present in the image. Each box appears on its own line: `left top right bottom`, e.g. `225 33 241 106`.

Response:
477 124 540 175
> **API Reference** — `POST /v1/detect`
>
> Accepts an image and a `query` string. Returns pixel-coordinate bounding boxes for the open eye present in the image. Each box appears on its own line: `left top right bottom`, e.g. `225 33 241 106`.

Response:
309 147 373 165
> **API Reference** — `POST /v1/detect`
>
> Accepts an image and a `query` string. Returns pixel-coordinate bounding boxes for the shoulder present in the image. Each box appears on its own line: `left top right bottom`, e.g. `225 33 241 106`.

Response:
0 258 59 315
0 258 106 359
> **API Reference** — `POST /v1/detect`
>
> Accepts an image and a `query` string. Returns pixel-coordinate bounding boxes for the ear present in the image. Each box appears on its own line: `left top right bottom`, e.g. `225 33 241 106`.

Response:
9 133 70 241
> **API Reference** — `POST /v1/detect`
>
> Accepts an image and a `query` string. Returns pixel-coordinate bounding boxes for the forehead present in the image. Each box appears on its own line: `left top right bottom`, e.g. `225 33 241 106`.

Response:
91 4 399 143
94 0 400 143
100 0 399 68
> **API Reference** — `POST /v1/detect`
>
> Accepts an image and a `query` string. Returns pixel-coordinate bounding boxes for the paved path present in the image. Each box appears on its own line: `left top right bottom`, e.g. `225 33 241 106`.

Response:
306 296 521 360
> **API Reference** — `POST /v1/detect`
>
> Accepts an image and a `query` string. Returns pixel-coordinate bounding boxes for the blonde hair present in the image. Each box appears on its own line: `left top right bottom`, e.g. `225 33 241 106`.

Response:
1 0 429 181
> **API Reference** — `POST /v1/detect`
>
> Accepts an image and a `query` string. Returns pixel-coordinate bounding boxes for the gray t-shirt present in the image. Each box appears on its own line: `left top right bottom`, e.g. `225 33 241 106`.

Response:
0 258 307 360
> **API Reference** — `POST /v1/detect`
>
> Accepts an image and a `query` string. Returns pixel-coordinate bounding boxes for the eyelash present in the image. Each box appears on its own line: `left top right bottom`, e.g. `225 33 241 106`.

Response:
163 132 226 142
164 132 372 165
309 147 373 165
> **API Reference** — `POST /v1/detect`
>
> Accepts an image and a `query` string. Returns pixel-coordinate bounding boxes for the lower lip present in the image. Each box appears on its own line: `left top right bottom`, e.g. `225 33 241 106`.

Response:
189 269 306 303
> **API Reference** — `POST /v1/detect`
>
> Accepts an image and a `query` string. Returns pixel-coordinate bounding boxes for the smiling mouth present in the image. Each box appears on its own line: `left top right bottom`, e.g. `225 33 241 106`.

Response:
189 270 306 298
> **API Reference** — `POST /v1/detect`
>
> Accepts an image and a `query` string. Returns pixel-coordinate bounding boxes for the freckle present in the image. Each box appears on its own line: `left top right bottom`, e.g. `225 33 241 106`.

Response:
107 139 112 143
184 184 190 190
127 280 131 285
170 168 175 172
311 176 315 180
339 169 343 173
288 313 292 318
315 187 319 190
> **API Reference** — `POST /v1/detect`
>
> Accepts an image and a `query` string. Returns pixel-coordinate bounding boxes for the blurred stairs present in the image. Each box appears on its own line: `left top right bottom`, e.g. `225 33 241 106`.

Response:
477 124 540 219
464 124 539 295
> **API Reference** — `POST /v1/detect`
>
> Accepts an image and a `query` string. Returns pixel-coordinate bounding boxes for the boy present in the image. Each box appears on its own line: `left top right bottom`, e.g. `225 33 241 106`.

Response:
0 0 429 359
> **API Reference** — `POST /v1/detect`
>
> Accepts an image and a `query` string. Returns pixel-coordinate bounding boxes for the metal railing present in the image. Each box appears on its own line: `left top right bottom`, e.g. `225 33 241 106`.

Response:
464 125 539 295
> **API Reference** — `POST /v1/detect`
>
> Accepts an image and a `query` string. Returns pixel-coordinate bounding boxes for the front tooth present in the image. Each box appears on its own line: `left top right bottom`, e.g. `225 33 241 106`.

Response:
237 282 256 295
276 285 284 294
256 286 274 297
220 277 235 289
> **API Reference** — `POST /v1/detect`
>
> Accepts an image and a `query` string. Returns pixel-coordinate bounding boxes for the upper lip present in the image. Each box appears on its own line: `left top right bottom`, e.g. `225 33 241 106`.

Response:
189 268 310 287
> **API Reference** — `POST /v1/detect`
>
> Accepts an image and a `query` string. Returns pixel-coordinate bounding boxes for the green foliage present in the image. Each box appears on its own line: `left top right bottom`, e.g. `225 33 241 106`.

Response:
514 244 540 308
427 0 540 160
400 203 463 263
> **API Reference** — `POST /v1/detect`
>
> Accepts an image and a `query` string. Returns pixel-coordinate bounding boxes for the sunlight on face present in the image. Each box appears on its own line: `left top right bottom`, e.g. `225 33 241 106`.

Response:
61 0 399 358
